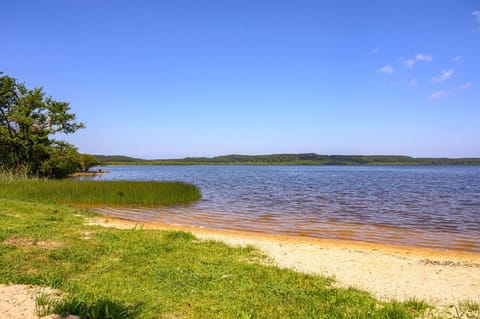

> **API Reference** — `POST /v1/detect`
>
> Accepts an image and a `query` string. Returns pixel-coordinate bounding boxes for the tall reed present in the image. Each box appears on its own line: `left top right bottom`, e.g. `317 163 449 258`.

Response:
0 178 201 206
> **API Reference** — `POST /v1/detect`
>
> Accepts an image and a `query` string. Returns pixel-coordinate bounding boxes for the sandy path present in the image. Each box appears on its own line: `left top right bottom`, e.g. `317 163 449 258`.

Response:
92 217 480 309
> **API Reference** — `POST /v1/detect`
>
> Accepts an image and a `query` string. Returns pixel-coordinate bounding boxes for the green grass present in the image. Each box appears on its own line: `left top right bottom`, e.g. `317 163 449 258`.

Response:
0 177 201 206
0 198 436 318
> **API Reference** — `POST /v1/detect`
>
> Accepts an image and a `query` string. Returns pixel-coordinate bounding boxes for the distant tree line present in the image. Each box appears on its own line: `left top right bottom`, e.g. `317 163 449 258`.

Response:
95 153 480 166
0 71 97 178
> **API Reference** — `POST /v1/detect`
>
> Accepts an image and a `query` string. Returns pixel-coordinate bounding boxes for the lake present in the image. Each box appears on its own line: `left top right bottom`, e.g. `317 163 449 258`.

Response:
82 165 480 252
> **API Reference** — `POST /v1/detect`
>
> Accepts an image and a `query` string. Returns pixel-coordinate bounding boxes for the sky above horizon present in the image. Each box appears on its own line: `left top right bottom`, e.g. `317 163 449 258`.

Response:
1 1 479 158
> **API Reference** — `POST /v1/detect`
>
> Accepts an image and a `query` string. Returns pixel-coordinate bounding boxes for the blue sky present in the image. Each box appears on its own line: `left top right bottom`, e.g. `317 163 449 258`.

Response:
1 1 479 158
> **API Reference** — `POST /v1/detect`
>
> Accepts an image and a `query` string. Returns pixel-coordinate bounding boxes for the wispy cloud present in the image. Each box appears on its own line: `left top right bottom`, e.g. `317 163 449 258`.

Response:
452 56 462 62
378 65 394 74
433 69 454 83
458 82 472 90
370 47 380 55
428 82 471 100
415 53 433 61
399 53 432 69
402 59 416 69
429 90 450 100
409 78 418 87
473 10 480 22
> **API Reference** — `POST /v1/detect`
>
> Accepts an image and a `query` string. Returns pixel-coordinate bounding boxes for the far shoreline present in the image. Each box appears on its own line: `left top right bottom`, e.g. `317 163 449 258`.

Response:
94 153 480 166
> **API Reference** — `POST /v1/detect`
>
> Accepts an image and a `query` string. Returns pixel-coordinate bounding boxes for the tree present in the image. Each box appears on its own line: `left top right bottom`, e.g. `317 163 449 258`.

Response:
40 142 83 178
80 154 100 172
0 71 85 177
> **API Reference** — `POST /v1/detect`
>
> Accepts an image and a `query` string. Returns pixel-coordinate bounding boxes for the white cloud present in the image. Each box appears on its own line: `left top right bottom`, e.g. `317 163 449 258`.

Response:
473 10 480 22
428 82 472 100
415 53 433 61
432 69 454 83
378 65 394 74
398 54 432 68
429 90 449 99
370 47 380 55
458 82 472 89
452 56 462 62
402 59 416 68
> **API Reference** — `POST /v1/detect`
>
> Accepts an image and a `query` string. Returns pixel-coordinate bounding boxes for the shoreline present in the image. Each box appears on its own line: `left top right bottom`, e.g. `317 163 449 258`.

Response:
93 215 480 261
91 215 480 309
69 169 110 177
93 207 480 255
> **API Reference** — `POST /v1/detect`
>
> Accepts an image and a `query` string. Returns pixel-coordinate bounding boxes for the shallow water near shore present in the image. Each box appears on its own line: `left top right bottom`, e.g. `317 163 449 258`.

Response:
80 165 480 253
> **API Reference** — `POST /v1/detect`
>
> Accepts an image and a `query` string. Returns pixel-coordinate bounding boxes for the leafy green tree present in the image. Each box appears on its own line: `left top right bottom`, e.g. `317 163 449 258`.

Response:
80 154 100 172
40 142 83 178
0 71 84 177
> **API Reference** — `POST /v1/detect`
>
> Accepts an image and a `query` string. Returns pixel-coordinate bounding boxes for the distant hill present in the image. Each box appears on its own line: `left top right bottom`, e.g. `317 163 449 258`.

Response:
94 155 143 163
94 153 480 166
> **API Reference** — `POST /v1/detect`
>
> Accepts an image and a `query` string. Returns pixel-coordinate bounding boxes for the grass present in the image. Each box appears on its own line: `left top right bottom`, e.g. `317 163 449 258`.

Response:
0 177 201 206
452 301 480 319
37 294 137 319
0 198 435 318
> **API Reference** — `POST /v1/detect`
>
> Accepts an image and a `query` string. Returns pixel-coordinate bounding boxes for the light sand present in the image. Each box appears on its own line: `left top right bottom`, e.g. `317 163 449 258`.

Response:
0 284 77 319
91 217 480 309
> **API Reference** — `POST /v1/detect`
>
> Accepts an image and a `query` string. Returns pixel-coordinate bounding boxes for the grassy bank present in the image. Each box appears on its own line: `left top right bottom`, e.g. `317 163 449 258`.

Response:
0 178 201 206
0 199 436 318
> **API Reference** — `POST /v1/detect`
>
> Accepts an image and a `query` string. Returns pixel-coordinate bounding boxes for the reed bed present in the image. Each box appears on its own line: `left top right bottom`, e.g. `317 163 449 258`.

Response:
0 178 201 206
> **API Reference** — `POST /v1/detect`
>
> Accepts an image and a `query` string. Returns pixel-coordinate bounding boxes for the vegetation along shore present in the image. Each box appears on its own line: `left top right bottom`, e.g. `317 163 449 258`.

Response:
95 153 480 166
0 177 201 207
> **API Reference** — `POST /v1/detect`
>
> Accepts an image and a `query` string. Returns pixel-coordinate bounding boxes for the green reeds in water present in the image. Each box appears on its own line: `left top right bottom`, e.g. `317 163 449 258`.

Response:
0 178 201 206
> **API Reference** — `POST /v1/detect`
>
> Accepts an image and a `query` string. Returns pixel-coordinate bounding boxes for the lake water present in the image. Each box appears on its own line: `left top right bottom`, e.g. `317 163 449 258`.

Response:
84 165 480 253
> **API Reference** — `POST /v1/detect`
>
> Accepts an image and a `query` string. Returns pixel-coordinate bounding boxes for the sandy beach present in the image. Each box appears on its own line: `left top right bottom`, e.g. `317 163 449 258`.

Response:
92 217 480 310
2 216 479 318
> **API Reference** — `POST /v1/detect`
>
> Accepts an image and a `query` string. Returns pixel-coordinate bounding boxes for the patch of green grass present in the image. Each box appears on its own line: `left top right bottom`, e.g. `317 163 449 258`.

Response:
0 198 432 318
53 297 139 319
0 178 201 206
403 298 431 313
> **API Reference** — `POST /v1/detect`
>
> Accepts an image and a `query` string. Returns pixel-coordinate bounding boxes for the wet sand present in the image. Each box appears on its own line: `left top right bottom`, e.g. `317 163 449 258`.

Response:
90 216 480 310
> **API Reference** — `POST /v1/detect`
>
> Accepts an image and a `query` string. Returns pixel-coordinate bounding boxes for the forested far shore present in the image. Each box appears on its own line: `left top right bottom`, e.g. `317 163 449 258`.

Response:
94 153 480 166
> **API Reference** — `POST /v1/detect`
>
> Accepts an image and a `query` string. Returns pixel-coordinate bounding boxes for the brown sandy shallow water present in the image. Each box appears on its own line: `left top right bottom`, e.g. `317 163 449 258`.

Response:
90 215 480 311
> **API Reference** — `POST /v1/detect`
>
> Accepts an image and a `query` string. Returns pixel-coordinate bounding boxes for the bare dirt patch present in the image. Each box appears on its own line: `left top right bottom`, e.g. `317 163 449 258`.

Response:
3 238 63 249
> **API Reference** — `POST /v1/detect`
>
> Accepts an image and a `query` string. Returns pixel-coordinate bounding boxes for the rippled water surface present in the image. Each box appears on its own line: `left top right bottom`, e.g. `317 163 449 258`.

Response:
85 165 480 252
